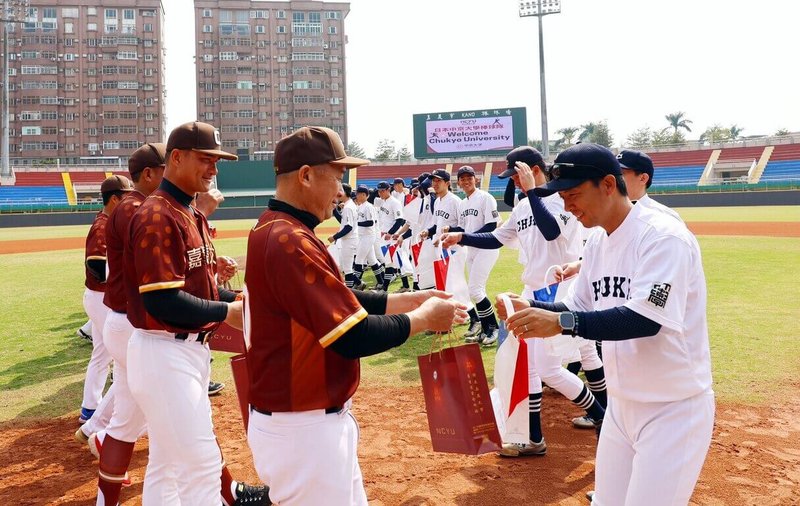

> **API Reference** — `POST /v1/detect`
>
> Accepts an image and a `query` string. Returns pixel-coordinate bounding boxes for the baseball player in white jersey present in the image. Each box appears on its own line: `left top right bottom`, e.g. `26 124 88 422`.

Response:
393 173 436 290
328 183 360 288
503 143 713 505
617 149 683 221
449 165 502 345
374 181 408 292
442 147 606 457
391 177 409 204
353 186 385 289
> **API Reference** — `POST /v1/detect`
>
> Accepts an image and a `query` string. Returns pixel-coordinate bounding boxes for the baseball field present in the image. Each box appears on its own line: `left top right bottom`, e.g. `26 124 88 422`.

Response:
1 205 799 505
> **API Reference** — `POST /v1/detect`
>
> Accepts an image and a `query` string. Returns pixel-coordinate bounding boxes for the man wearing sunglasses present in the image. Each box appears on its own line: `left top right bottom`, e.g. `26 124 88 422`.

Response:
501 143 713 506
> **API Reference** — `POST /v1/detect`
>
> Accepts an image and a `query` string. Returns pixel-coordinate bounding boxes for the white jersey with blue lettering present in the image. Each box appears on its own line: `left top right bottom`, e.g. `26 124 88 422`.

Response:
374 195 403 235
492 194 581 288
432 191 460 236
338 199 359 245
457 188 499 233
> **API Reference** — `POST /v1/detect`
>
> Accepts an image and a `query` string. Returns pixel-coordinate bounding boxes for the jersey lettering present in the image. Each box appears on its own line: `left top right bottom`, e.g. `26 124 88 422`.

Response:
591 276 631 301
516 215 535 232
435 210 450 220
461 209 479 218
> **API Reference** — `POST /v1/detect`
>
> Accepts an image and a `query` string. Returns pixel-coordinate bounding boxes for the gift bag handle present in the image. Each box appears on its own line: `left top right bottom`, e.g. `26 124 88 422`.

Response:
497 294 519 341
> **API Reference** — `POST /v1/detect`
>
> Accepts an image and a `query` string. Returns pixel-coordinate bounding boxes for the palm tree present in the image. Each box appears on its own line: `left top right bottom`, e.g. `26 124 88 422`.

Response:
556 126 580 147
578 123 599 142
665 112 693 135
729 125 744 140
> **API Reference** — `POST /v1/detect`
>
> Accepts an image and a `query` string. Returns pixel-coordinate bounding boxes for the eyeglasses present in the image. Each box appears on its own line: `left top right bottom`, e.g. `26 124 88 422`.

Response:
549 162 607 180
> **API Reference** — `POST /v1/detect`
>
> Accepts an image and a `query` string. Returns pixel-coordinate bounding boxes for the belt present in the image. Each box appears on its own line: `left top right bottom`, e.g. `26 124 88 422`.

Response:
252 406 343 416
175 330 211 345
112 309 126 314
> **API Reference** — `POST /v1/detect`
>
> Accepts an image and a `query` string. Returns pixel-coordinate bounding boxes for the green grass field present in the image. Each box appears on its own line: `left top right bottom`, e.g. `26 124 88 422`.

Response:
1 206 798 422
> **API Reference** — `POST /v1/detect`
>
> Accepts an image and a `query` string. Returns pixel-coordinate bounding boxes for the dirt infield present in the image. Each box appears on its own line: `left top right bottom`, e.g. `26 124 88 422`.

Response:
0 222 797 255
1 385 798 505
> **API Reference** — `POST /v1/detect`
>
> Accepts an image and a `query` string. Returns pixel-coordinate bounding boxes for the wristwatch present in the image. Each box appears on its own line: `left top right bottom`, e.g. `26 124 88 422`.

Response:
558 312 578 336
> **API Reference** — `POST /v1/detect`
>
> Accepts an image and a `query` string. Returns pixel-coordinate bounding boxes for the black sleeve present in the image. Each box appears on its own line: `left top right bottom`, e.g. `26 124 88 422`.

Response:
503 179 516 207
332 224 353 241
459 232 503 249
86 259 107 283
402 229 412 239
332 206 343 223
217 288 238 303
426 224 437 238
142 289 228 329
473 222 497 234
525 189 561 241
329 314 411 359
387 218 405 235
527 299 569 312
448 226 465 233
351 289 388 315
357 220 374 227
576 307 661 342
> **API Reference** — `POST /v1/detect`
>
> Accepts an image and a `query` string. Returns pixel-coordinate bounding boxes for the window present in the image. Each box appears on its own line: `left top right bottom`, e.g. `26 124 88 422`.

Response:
219 52 237 61
144 54 153 62
309 12 321 23
203 25 213 33
329 26 337 34
144 23 153 32
20 111 41 121
64 22 74 33
117 51 137 60
105 9 117 19
123 9 135 20
255 25 265 34
144 68 154 76
203 9 212 18
88 7 97 16
293 12 305 23
64 54 75 61
204 112 214 120
276 10 286 19
43 8 56 19
237 80 253 90
331 68 339 77
277 25 286 34
325 12 340 20
250 10 268 19
203 54 213 62
330 97 341 105
88 23 97 31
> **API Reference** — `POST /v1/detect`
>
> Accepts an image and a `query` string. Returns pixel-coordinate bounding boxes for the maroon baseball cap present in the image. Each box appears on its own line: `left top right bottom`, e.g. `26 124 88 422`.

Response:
274 126 369 175
167 121 238 160
100 174 135 193
128 142 166 176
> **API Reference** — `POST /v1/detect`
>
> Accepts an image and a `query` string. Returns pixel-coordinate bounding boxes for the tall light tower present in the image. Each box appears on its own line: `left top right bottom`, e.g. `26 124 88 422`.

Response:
519 0 560 159
1 0 29 179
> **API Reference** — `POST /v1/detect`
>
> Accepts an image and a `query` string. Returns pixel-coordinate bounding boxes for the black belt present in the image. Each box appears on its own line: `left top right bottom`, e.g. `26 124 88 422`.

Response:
175 330 211 345
252 406 343 416
112 309 126 314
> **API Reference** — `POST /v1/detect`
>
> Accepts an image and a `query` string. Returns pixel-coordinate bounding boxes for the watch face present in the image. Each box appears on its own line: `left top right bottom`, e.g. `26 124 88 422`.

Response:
559 312 575 330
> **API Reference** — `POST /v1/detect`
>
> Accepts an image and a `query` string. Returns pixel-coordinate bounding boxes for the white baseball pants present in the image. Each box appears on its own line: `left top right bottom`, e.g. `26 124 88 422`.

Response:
103 311 147 443
82 289 112 410
592 390 715 506
355 235 377 265
339 240 357 275
465 247 500 302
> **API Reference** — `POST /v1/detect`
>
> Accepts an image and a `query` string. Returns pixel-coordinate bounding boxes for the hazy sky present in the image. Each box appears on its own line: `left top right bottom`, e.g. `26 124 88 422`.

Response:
164 0 800 156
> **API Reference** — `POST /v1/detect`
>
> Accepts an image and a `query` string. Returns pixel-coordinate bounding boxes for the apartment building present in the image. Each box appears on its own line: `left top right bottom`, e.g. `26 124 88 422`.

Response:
8 1 165 165
193 0 350 158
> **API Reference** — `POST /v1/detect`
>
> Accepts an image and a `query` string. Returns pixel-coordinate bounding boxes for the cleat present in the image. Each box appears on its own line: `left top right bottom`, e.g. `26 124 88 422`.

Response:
464 333 483 344
572 415 598 430
74 427 89 444
77 328 92 342
208 381 225 396
498 438 547 458
354 281 367 290
232 482 271 505
78 407 95 425
586 490 595 501
464 320 482 338
481 327 500 347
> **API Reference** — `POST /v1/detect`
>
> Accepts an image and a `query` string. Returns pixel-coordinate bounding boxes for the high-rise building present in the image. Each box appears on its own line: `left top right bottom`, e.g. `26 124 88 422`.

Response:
7 1 165 165
193 0 350 159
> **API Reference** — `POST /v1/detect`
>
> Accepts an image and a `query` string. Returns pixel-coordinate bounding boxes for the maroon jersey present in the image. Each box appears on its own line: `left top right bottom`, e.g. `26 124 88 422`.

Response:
84 211 109 292
103 191 145 313
125 188 219 333
245 209 368 412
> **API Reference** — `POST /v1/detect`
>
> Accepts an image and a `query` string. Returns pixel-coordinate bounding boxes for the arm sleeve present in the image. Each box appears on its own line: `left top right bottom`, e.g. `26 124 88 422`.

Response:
448 226 465 233
328 314 411 359
143 289 228 328
526 190 561 241
503 179 516 207
576 306 662 341
527 299 569 312
426 224 437 238
459 232 503 249
387 218 405 235
218 288 238 303
351 289 388 315
358 220 374 227
332 224 353 241
332 206 342 223
402 229 412 239
473 222 497 234
86 259 107 282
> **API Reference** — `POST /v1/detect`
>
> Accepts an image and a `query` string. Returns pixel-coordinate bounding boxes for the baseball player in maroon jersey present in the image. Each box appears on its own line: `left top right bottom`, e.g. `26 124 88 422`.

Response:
244 126 468 505
78 175 134 425
125 122 269 505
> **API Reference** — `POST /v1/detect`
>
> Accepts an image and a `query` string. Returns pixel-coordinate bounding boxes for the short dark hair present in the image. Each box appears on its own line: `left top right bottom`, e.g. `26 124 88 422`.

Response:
131 171 143 183
588 174 628 197
102 190 125 205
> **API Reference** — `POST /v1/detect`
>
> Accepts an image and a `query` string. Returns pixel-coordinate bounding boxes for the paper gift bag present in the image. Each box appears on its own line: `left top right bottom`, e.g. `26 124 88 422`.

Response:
230 353 250 432
432 246 471 306
491 295 530 444
208 322 247 354
418 343 502 455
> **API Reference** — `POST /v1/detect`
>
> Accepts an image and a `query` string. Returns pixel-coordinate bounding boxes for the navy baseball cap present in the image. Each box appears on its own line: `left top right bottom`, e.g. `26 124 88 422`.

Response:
376 181 391 190
356 185 370 194
393 178 404 185
617 149 654 187
431 169 450 182
456 165 476 177
533 143 622 197
500 146 545 179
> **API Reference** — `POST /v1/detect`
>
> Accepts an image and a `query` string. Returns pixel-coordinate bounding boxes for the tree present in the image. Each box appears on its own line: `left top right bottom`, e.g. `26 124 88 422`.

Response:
556 126 580 147
527 139 543 152
652 128 677 147
699 124 731 144
626 127 653 148
665 112 693 134
396 145 412 161
373 138 397 161
728 125 744 140
774 128 790 137
578 121 614 148
346 142 367 160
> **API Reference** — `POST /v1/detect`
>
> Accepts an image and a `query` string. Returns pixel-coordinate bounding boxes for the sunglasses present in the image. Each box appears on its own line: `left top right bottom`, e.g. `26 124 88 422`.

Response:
548 163 607 180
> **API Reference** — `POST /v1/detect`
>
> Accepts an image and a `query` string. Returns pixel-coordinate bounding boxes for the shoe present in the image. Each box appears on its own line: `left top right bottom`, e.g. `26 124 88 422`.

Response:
464 320 482 338
78 407 95 425
354 281 367 290
74 427 89 444
77 328 92 341
572 415 598 430
208 381 225 396
586 490 595 501
481 327 500 346
497 438 547 457
464 333 483 344
88 432 102 459
232 482 271 505
396 287 411 293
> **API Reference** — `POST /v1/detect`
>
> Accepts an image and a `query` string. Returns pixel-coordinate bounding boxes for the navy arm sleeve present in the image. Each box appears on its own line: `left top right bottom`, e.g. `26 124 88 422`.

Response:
328 314 411 359
448 226 465 233
217 288 238 303
503 179 516 207
459 232 503 249
332 206 342 223
387 218 405 235
143 288 228 328
426 224 437 238
86 259 107 283
358 220 374 227
473 222 497 234
332 224 353 241
576 307 661 342
351 289 387 315
525 190 560 241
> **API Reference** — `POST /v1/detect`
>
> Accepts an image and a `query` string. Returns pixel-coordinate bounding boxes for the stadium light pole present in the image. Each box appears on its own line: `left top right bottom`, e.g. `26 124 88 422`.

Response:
519 0 560 159
1 0 28 179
